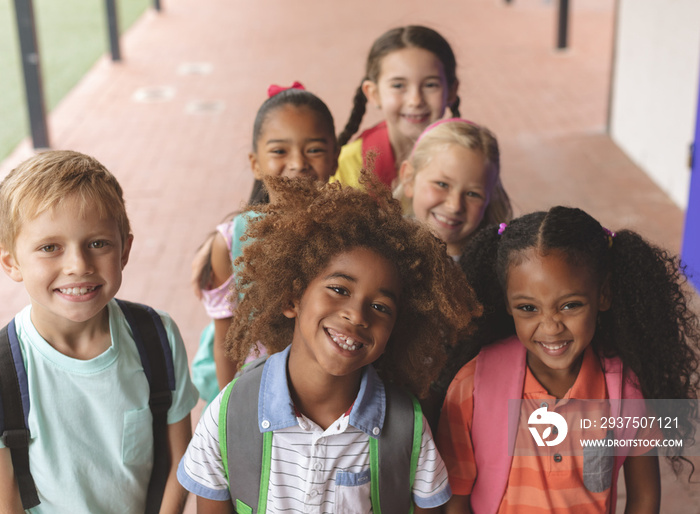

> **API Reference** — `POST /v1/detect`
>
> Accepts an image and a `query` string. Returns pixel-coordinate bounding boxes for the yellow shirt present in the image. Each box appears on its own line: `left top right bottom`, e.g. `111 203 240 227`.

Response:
331 122 397 188
331 139 363 188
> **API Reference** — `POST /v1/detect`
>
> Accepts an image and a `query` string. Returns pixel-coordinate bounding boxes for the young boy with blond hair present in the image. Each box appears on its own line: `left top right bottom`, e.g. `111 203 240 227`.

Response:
0 150 199 513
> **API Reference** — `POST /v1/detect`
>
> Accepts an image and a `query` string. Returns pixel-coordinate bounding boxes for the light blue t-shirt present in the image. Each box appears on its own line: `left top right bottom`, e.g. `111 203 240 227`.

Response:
0 299 199 513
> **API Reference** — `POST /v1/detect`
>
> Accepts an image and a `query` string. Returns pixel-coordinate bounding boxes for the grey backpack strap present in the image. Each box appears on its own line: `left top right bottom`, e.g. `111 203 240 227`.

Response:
220 362 420 513
223 357 267 512
373 382 422 514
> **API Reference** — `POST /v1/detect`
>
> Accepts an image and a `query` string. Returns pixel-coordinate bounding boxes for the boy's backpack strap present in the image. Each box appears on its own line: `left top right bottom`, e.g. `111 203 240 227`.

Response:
116 299 174 514
370 382 421 514
0 320 41 509
471 335 526 514
222 357 268 513
220 360 419 514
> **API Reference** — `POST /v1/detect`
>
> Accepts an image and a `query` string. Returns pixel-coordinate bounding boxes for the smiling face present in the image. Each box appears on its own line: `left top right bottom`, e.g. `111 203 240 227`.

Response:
0 195 132 334
249 104 339 191
403 143 492 257
363 47 456 148
505 249 610 382
284 247 401 382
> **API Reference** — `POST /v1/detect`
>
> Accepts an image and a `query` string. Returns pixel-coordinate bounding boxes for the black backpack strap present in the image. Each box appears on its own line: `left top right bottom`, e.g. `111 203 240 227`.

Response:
0 320 41 509
116 299 175 514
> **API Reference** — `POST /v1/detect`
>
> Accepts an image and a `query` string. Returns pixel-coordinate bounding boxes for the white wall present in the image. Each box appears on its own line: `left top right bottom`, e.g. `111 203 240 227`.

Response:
609 0 700 209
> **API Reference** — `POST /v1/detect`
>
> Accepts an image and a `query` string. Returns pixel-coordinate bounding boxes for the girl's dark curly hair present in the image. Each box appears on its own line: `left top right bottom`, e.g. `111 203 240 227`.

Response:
457 206 700 475
225 171 481 397
338 25 460 147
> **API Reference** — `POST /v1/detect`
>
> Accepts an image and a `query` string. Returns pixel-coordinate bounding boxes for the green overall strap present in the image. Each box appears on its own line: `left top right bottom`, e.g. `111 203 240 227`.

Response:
116 299 174 514
408 395 422 492
0 320 41 509
370 382 422 514
219 380 236 482
221 356 269 513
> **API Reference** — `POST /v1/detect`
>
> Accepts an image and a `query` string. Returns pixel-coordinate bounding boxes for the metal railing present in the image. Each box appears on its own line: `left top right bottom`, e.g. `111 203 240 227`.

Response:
13 0 49 149
505 0 571 50
12 0 162 150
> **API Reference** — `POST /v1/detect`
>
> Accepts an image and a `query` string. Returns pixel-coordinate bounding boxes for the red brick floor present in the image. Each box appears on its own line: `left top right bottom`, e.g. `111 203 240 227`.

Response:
0 0 694 511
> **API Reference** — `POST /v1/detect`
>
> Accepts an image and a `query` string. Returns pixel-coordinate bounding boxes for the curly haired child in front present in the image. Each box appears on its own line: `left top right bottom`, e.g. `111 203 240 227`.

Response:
0 151 199 513
334 25 460 188
437 206 700 514
178 173 480 512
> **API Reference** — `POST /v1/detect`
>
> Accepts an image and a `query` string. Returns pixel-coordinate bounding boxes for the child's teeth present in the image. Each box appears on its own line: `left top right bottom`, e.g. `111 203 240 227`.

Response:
541 341 567 350
338 338 360 351
60 286 96 296
434 214 459 226
328 330 361 351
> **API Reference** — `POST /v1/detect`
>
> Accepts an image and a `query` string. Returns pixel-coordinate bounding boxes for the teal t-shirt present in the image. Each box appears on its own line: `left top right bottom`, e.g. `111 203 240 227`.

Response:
0 299 199 513
230 211 259 279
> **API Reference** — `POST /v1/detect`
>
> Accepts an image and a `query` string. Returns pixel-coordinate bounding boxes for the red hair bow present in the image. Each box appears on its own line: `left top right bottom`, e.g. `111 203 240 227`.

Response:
267 81 305 98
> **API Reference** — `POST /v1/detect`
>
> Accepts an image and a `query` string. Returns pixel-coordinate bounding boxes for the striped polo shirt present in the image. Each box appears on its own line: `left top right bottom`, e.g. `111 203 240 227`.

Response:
178 346 451 511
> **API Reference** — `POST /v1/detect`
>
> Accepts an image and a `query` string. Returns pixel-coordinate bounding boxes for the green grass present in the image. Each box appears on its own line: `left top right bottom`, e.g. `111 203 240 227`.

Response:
0 0 150 160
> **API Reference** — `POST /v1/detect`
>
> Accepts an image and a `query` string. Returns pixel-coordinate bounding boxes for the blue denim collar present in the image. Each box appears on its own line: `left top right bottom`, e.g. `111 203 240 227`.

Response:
257 345 387 437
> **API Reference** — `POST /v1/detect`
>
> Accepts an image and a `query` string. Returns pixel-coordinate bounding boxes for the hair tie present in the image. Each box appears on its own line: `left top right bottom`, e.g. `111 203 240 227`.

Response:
267 81 305 98
602 227 616 248
498 223 508 235
410 117 478 160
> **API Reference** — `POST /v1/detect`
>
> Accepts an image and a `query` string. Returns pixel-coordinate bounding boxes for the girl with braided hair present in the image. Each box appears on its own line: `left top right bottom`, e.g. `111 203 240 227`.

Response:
438 206 700 513
333 25 460 189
